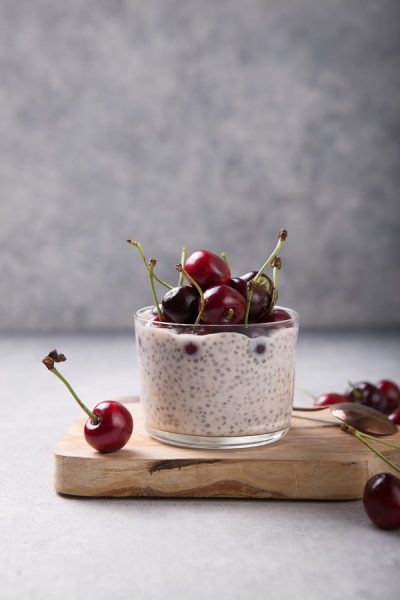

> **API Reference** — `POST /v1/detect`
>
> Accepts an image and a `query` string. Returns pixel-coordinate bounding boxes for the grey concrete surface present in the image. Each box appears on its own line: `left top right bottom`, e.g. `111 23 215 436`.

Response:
1 332 399 600
1 0 400 333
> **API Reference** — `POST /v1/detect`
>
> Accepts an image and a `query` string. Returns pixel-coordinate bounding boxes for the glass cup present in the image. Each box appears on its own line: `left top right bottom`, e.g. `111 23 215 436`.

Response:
134 306 299 449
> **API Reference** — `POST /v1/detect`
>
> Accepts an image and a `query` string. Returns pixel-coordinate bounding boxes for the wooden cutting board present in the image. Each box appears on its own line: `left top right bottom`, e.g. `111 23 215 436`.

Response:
54 397 400 499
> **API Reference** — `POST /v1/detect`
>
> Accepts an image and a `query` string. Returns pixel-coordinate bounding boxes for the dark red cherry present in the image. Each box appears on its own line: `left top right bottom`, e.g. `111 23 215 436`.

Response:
202 285 245 325
263 308 291 323
249 283 272 322
229 277 271 322
388 407 400 425
376 380 400 414
346 382 388 413
228 277 247 298
185 250 231 290
161 285 199 324
363 473 400 530
249 284 272 323
238 272 273 321
313 393 348 407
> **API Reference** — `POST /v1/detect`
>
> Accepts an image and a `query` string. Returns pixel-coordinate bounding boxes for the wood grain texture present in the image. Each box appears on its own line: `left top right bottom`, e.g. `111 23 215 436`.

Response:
54 397 400 499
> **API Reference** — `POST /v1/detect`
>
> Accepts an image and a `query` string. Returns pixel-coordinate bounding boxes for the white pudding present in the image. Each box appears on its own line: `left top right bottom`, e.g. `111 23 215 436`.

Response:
135 308 298 441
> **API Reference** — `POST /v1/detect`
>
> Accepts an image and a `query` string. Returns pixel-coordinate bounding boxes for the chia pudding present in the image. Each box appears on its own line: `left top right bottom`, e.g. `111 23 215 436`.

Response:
135 306 299 449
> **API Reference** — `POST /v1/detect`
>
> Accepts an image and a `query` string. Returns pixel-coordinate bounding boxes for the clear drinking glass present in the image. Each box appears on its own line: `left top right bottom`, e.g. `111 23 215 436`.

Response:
134 306 299 449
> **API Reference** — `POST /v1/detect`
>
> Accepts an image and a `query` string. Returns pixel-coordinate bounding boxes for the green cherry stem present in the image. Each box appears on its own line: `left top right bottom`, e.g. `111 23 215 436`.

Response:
178 245 187 286
224 308 234 321
244 229 288 326
42 358 99 424
243 282 254 327
254 228 287 284
52 367 99 423
357 431 400 451
176 263 205 326
340 423 400 474
127 240 173 290
347 381 362 401
270 256 281 312
221 252 230 269
148 259 164 321
295 385 317 401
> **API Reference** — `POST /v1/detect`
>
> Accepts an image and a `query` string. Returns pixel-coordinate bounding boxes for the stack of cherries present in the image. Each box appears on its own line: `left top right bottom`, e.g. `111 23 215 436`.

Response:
128 229 290 329
312 379 400 425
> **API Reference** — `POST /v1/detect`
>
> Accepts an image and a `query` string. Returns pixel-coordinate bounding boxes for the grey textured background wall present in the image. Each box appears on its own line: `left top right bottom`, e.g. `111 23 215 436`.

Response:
1 0 399 333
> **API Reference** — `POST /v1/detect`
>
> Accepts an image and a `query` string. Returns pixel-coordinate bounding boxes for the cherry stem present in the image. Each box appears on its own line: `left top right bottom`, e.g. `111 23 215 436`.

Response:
244 229 287 326
224 308 234 321
254 228 287 284
270 256 281 312
340 424 400 474
221 252 230 269
357 431 400 451
295 385 317 401
148 259 164 321
50 367 99 424
178 245 186 286
176 263 205 326
127 240 173 290
347 381 362 402
244 282 253 327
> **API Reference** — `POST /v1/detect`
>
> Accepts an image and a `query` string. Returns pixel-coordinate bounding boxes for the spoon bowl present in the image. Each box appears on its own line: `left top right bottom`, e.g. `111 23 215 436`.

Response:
331 403 397 436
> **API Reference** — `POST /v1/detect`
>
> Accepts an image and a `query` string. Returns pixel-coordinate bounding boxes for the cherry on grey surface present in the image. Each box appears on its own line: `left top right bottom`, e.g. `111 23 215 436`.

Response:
1 332 399 600
0 0 399 333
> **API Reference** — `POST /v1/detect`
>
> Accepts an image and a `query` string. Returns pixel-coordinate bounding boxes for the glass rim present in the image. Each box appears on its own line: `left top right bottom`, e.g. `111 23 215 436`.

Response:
134 305 299 329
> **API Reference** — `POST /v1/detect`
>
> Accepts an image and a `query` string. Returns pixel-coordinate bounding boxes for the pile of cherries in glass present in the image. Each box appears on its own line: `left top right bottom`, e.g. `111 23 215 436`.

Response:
312 380 400 530
128 229 290 329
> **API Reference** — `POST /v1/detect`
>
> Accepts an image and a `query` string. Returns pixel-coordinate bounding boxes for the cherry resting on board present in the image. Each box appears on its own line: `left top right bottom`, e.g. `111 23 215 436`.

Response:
42 350 133 453
313 393 348 407
376 379 400 414
346 382 388 414
388 407 400 425
363 473 400 530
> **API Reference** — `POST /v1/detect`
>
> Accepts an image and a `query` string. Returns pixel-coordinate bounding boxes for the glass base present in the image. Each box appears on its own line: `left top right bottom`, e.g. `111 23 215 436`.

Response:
146 426 289 449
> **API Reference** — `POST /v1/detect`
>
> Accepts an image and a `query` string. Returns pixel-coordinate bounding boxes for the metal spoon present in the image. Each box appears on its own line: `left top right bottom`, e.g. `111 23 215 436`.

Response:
293 402 397 436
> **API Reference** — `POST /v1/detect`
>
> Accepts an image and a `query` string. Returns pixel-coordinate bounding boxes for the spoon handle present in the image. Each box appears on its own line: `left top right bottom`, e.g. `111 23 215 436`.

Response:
292 406 328 412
